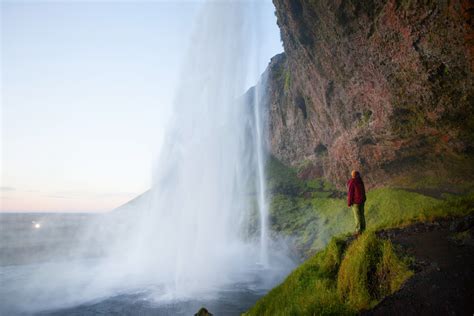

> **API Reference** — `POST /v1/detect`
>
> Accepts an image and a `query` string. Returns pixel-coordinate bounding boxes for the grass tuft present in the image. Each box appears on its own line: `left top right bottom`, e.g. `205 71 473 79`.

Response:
245 234 413 315
337 232 413 310
244 237 353 316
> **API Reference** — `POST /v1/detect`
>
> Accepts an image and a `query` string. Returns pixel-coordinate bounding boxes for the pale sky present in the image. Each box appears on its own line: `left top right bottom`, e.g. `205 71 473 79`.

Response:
0 1 283 212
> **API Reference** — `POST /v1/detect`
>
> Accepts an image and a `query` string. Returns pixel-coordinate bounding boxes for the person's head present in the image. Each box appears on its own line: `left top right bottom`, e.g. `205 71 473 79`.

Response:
351 170 360 178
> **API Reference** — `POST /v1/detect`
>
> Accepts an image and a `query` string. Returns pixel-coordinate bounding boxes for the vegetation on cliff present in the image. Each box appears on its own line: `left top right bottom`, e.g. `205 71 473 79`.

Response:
245 233 413 315
245 156 474 314
266 156 474 257
244 0 474 313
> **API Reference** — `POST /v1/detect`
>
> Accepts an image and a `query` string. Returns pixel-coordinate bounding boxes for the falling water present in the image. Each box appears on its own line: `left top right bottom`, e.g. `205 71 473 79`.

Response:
0 2 294 314
249 4 270 268
126 2 268 296
253 80 269 267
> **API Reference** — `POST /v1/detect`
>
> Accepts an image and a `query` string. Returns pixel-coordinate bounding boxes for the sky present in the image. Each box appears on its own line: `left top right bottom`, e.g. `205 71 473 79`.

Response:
0 0 283 212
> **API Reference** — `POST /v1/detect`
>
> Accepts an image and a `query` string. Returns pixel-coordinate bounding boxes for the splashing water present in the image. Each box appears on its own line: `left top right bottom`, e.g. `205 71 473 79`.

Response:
253 77 270 268
0 2 294 314
122 1 275 296
249 6 270 268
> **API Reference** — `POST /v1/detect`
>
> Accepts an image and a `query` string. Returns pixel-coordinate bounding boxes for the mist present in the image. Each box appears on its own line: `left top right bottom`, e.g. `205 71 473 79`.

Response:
0 2 294 315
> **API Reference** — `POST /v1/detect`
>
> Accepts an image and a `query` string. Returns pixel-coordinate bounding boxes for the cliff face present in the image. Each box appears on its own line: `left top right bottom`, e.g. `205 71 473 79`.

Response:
267 0 474 187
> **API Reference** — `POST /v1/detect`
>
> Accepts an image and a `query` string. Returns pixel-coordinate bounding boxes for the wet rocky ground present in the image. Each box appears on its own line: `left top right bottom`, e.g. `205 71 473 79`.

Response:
364 215 474 316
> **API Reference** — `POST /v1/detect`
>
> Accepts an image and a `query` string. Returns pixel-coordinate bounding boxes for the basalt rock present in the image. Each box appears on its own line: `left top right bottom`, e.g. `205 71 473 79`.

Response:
265 0 474 188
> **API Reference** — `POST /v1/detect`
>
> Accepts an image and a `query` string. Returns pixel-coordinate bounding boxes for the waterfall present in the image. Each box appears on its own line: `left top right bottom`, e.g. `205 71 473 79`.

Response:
0 3 293 314
253 79 269 267
248 3 270 268
113 1 272 297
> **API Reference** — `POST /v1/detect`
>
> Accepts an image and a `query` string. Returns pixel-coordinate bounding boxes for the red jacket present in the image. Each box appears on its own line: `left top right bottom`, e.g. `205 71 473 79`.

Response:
347 176 366 206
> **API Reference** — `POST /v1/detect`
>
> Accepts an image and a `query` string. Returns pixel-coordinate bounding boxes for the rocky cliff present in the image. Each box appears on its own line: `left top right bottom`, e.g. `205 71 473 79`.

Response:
266 0 474 188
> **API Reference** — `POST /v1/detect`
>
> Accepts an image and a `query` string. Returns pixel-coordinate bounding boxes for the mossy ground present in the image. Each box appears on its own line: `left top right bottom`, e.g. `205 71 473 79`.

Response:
336 233 413 310
244 233 413 316
246 156 474 315
266 156 474 256
390 154 474 195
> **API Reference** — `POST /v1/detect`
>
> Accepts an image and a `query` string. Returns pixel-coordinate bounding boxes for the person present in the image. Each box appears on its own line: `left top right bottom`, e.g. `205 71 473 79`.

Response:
347 170 366 235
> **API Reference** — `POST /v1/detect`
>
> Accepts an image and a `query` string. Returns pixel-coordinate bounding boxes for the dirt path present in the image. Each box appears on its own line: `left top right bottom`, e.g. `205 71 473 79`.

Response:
363 216 474 316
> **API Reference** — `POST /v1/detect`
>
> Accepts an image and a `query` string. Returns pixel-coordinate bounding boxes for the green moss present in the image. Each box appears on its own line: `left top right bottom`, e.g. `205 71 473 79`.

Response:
306 179 323 191
450 230 472 245
365 188 441 229
376 241 413 294
307 198 353 250
366 188 474 229
246 234 413 315
433 193 474 218
296 159 313 175
270 195 311 234
396 0 414 11
266 156 305 196
249 156 474 315
311 191 333 199
337 233 413 310
269 193 352 256
269 179 474 255
391 154 474 194
389 105 427 138
284 68 292 93
244 237 353 316
357 109 373 128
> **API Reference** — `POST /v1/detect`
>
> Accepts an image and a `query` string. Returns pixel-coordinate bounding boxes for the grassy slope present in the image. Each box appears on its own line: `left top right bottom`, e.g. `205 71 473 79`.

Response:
245 233 413 315
267 156 474 257
245 156 474 315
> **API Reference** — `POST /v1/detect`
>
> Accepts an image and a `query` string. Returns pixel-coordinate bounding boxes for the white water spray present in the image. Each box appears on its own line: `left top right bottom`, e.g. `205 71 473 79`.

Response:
130 3 266 295
0 3 293 314
249 5 270 268
253 80 270 267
